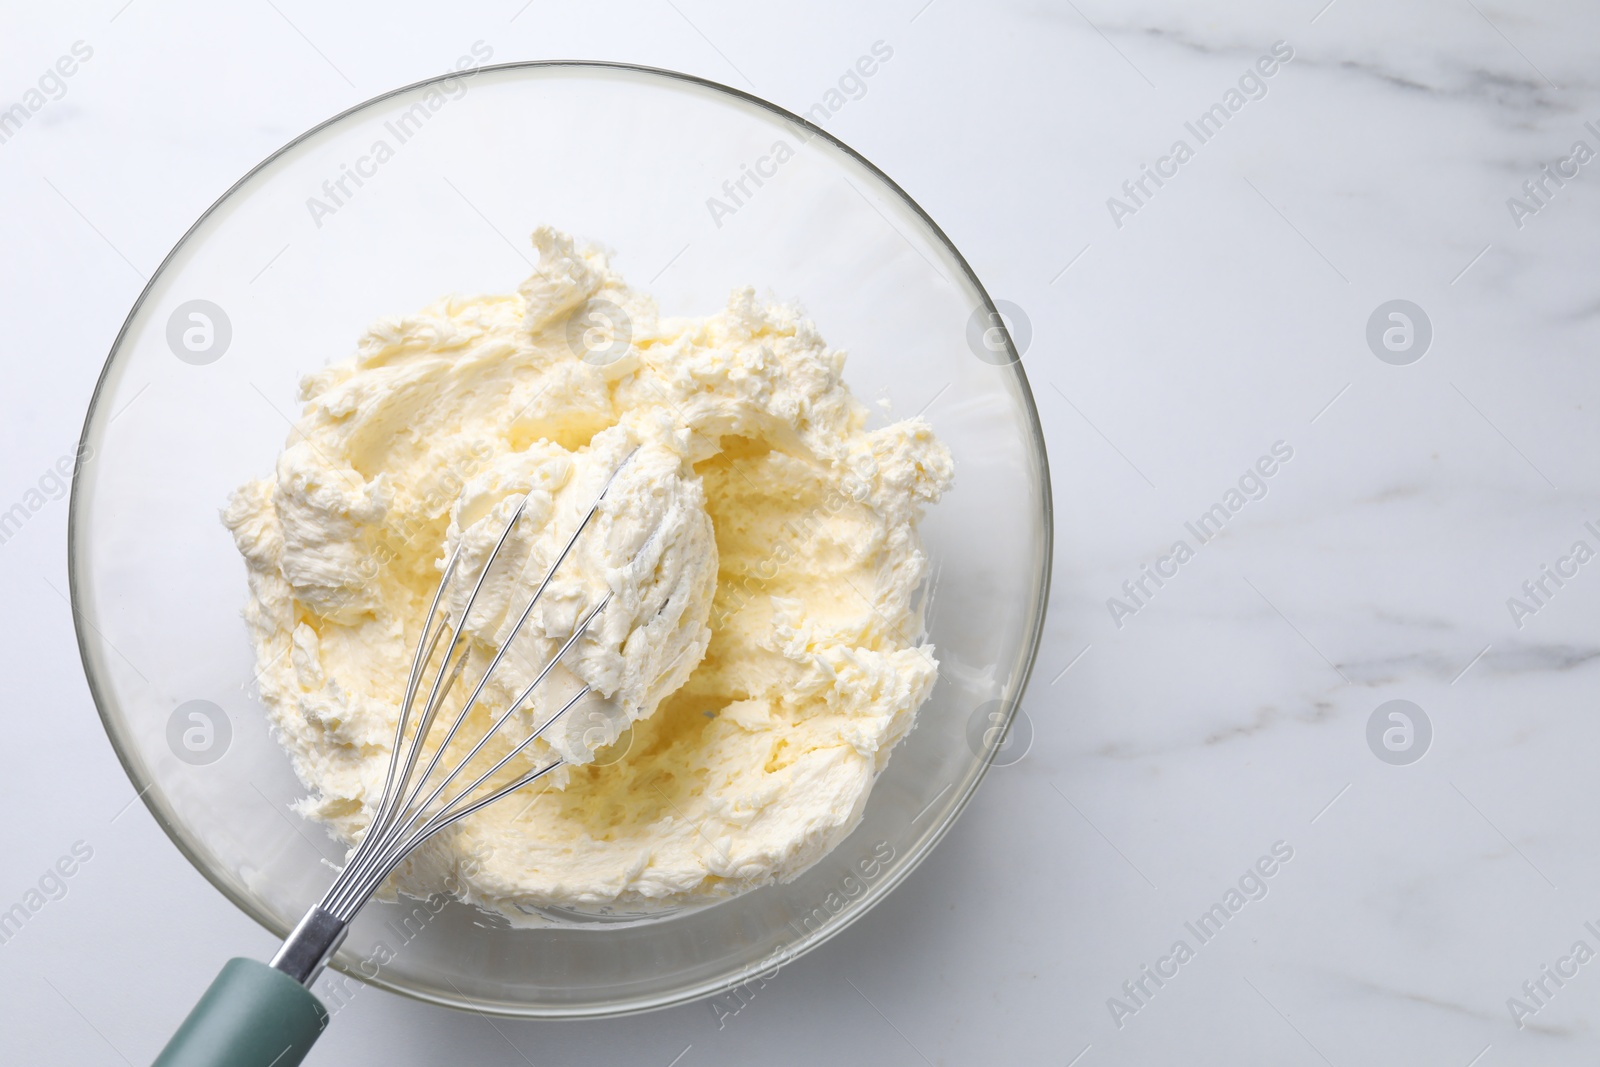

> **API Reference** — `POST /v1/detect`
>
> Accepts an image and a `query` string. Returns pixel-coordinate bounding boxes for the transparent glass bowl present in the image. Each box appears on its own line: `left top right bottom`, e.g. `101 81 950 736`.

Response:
69 62 1051 1017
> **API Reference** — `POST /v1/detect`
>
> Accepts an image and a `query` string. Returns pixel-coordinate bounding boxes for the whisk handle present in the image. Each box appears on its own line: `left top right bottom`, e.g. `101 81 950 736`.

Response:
151 958 327 1067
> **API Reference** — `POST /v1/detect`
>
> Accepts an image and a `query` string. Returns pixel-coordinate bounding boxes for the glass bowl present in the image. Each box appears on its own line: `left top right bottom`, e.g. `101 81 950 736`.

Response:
69 61 1051 1017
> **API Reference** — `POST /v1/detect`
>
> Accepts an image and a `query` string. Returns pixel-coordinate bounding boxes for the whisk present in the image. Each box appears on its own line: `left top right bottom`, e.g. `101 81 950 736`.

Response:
153 456 636 1067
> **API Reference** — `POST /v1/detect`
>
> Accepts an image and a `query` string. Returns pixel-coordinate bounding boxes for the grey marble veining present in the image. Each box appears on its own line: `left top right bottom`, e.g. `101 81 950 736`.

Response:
2 1 1600 1065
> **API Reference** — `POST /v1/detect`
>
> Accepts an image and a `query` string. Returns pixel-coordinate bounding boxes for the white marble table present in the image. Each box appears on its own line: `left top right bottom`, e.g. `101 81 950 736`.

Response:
2 1 1598 1064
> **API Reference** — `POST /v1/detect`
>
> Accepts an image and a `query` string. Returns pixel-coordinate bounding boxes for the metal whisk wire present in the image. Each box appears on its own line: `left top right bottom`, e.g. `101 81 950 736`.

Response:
268 454 635 984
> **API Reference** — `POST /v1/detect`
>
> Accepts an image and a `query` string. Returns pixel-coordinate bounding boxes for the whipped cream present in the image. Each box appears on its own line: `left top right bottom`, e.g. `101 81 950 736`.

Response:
224 228 953 914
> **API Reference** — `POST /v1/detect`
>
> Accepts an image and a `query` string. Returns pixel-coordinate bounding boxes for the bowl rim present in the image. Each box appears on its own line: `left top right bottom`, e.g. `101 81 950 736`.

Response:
68 58 1054 1018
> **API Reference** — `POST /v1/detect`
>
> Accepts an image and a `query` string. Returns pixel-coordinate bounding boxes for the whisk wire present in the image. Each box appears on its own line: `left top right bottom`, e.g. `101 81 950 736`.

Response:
369 549 460 839
383 485 610 845
330 685 591 917
327 592 613 917
312 455 636 925
370 493 532 835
